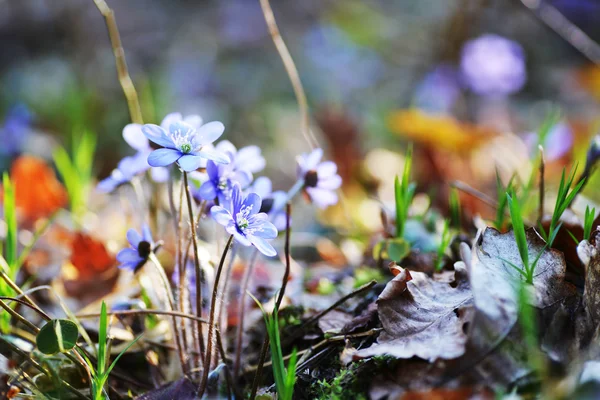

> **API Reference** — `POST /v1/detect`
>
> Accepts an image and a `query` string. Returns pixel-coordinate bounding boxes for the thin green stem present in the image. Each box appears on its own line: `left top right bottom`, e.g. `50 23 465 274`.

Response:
198 234 234 397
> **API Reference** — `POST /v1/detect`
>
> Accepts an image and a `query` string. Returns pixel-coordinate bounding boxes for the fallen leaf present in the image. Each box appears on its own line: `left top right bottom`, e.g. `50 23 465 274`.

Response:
5 155 67 224
356 263 472 361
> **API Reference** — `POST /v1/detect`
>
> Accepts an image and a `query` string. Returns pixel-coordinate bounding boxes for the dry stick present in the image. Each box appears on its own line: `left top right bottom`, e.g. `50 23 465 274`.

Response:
538 146 545 226
148 253 188 376
215 329 234 400
198 235 234 396
258 0 318 149
451 180 498 210
215 245 237 367
520 0 600 65
233 248 260 379
182 171 206 361
91 0 143 123
249 204 292 400
77 308 208 324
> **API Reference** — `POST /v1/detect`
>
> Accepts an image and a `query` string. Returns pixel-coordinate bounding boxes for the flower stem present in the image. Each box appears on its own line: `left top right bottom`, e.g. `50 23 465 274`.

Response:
198 234 234 397
182 171 206 363
286 178 305 204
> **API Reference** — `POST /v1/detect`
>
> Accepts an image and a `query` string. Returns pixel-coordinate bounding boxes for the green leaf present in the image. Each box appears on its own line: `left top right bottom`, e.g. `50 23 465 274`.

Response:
98 301 108 375
507 194 529 273
386 238 410 261
36 319 78 355
584 206 596 241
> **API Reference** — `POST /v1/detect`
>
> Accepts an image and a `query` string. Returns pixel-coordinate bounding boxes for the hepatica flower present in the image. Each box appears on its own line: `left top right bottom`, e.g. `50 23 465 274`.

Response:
460 34 526 96
197 141 265 205
211 184 278 256
297 148 342 209
97 152 148 193
116 225 156 272
142 119 230 172
250 176 288 231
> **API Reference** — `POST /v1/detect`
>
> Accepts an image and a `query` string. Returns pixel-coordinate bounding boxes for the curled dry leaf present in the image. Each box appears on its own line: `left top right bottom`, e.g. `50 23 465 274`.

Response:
356 263 472 362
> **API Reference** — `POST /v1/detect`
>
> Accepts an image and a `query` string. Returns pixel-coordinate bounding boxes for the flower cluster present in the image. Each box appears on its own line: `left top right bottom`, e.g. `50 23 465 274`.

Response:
111 111 342 258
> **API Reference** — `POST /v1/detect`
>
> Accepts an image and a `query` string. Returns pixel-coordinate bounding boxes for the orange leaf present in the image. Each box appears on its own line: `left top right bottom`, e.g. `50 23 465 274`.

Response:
7 156 67 224
69 232 115 280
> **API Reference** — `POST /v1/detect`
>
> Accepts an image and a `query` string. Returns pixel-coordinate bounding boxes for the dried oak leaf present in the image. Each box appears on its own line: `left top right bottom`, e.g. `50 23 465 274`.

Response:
6 155 67 224
356 262 472 361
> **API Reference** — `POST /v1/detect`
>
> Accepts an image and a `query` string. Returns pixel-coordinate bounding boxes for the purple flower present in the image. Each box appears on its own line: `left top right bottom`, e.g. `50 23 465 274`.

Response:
297 148 342 209
460 34 526 96
0 104 33 156
142 119 230 172
97 152 148 193
414 65 461 114
116 225 155 272
196 141 265 205
211 184 278 256
524 122 573 162
250 177 288 231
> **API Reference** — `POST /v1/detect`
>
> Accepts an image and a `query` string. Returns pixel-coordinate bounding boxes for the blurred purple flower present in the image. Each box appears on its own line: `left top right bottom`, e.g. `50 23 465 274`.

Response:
297 148 342 209
460 34 526 96
142 119 230 172
211 184 278 256
97 152 148 193
116 225 155 272
525 122 573 161
0 104 33 156
250 177 288 231
197 141 266 205
414 65 461 114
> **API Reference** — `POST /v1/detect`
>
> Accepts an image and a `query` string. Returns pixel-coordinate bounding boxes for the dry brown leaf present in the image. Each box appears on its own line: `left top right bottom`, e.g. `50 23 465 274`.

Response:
356 263 472 361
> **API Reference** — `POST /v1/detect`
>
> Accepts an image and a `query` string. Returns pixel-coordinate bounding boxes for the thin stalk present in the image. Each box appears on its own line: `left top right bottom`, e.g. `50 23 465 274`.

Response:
216 245 237 366
182 171 205 360
198 235 234 396
250 204 292 400
148 253 187 375
91 0 143 123
215 328 234 400
76 308 208 324
538 145 545 226
233 248 260 379
258 0 318 149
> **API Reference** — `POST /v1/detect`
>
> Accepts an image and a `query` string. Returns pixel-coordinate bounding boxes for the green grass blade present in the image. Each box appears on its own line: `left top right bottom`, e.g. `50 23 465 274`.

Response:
584 206 596 241
98 302 108 376
507 194 529 270
104 334 143 378
2 173 17 272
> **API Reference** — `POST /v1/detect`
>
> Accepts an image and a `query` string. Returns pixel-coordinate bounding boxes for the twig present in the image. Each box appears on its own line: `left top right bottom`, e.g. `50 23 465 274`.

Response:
215 329 234 400
520 0 600 65
182 171 206 360
233 248 260 379
258 0 318 149
198 235 234 397
249 336 270 400
91 0 143 123
76 308 208 324
538 145 545 226
451 180 498 209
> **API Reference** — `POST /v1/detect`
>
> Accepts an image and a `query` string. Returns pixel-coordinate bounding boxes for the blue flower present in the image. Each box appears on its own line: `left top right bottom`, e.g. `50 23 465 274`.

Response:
211 184 278 256
297 148 342 209
460 34 526 96
0 104 33 156
249 177 288 231
196 141 266 205
116 225 155 272
97 152 148 193
142 119 230 172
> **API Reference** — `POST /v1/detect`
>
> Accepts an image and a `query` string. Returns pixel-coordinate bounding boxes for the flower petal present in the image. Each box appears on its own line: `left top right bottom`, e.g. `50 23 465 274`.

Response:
304 148 323 170
117 247 142 263
141 225 153 243
118 261 139 272
234 170 253 188
211 205 233 226
317 175 342 190
254 219 278 239
183 114 203 129
160 112 183 130
198 181 217 200
316 161 338 178
248 235 277 257
215 140 237 155
126 229 142 248
196 148 231 164
123 124 150 152
306 187 338 209
150 167 170 183
195 121 225 146
252 177 272 198
206 160 219 181
242 192 262 216
236 146 265 173
231 184 243 214
231 229 252 246
142 124 175 148
148 148 181 167
177 154 204 172
97 176 120 193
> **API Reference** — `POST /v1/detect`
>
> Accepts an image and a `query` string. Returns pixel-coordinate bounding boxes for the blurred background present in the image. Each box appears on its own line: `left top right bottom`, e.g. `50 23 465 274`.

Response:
2 0 600 213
